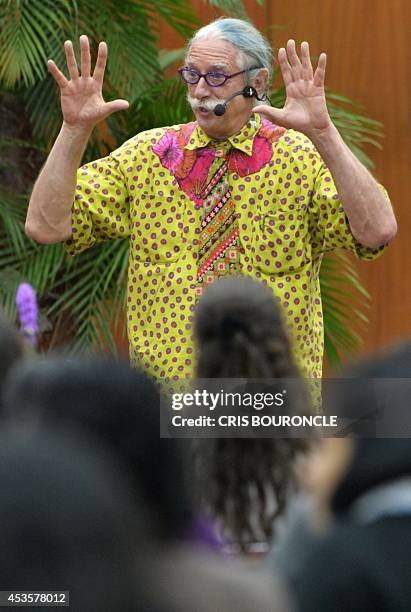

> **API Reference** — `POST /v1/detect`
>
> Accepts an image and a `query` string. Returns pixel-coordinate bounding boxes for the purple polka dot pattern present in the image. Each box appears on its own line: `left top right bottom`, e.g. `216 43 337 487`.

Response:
65 117 387 383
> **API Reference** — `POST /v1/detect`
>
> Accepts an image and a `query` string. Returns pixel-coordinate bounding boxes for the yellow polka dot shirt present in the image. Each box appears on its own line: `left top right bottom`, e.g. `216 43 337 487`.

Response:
65 113 386 381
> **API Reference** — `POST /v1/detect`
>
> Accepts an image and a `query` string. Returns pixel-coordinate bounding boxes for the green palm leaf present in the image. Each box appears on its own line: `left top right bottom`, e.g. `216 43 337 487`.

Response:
202 0 249 19
0 0 75 88
320 251 371 368
139 0 199 38
0 189 28 257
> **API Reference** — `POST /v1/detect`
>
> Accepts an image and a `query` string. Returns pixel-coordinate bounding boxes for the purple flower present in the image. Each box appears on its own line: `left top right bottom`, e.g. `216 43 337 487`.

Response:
16 282 39 346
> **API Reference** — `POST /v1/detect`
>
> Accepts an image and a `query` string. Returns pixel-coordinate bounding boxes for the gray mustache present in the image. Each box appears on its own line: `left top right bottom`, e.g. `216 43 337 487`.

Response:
187 95 228 112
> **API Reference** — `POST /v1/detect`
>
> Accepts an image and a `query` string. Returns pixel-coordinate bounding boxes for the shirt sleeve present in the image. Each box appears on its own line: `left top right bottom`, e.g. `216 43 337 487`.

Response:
276 130 388 260
309 159 388 262
64 152 131 256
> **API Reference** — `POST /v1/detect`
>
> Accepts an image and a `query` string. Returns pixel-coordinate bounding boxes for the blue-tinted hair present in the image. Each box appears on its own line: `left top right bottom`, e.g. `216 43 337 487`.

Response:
186 18 273 88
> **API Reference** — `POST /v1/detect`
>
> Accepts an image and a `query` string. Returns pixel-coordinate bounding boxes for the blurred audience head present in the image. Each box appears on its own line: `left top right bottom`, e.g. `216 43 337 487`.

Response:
193 276 308 550
0 426 144 611
291 347 411 612
304 341 411 512
195 275 298 379
3 357 192 542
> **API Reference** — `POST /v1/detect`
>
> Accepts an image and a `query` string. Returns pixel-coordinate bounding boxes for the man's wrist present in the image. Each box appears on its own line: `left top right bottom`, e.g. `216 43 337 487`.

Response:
61 121 93 141
306 122 340 151
306 121 338 144
306 123 348 165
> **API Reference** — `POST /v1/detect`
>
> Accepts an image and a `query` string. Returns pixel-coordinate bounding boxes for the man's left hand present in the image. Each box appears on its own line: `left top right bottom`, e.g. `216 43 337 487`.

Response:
254 40 333 139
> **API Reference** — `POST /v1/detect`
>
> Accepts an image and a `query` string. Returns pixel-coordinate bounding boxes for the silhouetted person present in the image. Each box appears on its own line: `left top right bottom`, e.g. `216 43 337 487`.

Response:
292 342 411 612
3 357 192 543
0 427 144 611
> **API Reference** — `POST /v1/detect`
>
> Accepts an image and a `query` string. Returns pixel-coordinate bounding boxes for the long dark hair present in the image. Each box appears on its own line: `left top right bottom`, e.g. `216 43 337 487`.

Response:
194 276 308 550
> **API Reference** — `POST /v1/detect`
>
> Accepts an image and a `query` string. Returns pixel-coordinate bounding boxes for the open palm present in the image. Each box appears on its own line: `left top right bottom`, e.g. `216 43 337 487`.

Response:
48 35 129 128
254 40 332 138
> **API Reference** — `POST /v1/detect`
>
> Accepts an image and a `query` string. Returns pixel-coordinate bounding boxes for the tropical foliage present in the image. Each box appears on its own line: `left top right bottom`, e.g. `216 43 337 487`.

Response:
0 0 382 366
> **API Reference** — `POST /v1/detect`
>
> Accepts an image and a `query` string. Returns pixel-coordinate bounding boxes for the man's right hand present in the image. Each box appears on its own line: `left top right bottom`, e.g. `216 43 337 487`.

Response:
47 35 129 129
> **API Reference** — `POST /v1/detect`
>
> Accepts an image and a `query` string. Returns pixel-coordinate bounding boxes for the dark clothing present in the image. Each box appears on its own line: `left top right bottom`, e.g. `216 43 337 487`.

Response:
293 515 411 612
292 439 411 612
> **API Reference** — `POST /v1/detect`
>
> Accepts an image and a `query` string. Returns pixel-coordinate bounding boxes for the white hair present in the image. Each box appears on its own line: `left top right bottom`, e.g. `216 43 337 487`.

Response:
186 18 273 91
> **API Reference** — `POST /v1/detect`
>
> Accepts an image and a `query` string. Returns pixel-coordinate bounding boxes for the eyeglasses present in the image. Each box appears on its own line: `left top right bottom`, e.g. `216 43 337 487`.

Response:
178 66 262 87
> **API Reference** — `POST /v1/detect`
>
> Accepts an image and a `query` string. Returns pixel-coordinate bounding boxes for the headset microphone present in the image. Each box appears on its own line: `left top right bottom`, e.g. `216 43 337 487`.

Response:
213 86 258 116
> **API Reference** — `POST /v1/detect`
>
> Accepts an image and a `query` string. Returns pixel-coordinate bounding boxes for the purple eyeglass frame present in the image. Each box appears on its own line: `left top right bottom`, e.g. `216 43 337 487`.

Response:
178 65 262 87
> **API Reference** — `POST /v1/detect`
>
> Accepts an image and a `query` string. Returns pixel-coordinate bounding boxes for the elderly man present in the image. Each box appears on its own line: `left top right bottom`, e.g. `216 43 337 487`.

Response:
25 18 396 382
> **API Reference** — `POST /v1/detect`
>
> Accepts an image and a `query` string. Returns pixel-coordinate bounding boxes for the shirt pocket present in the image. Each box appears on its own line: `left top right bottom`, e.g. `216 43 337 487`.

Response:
132 193 185 264
252 204 310 274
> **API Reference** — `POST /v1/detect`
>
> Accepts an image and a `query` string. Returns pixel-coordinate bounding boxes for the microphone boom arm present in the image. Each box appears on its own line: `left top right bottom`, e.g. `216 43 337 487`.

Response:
213 86 266 116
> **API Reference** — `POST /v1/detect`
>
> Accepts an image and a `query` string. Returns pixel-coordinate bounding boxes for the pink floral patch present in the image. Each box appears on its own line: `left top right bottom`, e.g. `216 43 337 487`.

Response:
228 134 273 177
153 131 184 174
179 148 216 205
153 124 198 181
152 119 284 201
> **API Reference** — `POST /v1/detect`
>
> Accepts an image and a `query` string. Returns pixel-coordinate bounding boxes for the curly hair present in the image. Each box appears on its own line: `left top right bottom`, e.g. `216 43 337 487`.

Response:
193 276 309 550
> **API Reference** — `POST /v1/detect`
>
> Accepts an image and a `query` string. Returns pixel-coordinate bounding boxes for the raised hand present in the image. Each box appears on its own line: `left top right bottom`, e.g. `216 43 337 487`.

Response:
254 40 333 138
47 35 129 129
